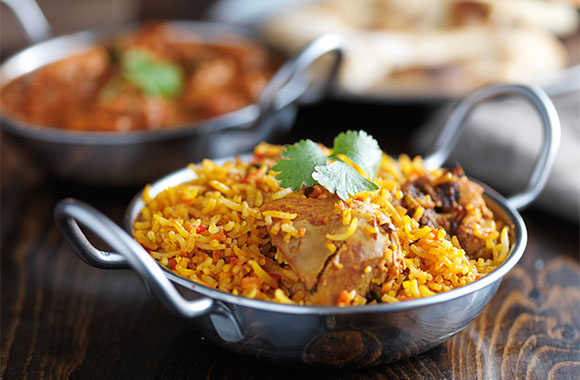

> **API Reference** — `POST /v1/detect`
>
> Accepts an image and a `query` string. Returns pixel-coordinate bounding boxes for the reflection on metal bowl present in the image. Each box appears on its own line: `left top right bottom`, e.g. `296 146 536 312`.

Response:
54 84 560 367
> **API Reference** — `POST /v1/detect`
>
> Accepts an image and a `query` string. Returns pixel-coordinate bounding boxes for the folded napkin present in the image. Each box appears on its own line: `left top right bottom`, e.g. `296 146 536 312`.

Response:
412 90 579 222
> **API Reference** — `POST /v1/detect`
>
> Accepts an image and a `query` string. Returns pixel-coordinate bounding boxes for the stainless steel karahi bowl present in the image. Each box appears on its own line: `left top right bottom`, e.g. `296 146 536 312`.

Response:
0 0 342 186
54 84 560 367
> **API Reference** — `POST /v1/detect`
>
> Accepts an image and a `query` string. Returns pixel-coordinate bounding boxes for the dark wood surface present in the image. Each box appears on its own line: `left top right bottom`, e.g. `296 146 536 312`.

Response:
1 102 579 379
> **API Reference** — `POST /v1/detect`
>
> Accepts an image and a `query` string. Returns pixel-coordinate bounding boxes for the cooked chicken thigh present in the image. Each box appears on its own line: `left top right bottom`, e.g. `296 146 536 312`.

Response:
401 167 495 257
261 198 402 305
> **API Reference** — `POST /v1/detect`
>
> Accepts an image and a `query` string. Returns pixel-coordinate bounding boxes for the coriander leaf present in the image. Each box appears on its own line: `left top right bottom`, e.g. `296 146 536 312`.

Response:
273 140 327 190
122 49 184 98
312 160 379 201
330 130 382 178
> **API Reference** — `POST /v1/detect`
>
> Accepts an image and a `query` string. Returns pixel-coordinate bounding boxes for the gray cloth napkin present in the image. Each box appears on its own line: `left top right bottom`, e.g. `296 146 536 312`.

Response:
412 90 580 222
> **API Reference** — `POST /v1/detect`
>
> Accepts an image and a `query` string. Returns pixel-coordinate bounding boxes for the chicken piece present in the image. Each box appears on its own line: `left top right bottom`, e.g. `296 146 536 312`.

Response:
454 175 494 256
261 198 402 305
313 209 401 306
401 167 495 257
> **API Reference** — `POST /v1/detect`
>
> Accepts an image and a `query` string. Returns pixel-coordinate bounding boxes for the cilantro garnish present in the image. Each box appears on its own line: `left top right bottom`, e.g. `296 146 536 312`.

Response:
312 160 379 200
121 49 184 98
330 130 382 179
273 130 382 200
272 140 327 190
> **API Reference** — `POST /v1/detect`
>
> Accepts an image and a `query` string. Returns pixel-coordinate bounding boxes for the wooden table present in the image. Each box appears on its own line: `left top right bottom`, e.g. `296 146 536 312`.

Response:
2 102 579 379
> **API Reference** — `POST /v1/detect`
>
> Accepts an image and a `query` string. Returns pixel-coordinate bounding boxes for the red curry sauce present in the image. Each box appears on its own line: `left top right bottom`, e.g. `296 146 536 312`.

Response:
0 23 281 132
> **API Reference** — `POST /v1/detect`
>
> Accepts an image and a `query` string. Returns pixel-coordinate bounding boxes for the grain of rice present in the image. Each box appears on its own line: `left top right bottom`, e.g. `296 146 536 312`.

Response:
326 218 358 241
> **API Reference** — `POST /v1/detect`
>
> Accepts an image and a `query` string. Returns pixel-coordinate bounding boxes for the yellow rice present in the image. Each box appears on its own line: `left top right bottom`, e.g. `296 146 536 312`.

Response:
133 143 512 306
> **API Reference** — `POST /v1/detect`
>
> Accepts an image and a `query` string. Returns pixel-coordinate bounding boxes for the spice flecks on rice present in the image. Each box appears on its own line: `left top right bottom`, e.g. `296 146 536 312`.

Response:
133 142 512 306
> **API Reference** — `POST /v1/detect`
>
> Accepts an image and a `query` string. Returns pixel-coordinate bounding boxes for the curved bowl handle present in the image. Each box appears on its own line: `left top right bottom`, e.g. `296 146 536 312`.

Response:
203 34 343 151
54 198 214 319
0 0 51 44
258 33 344 114
423 84 561 210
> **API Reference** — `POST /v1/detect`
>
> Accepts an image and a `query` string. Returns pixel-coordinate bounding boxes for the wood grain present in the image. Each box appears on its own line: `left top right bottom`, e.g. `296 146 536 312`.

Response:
1 123 579 379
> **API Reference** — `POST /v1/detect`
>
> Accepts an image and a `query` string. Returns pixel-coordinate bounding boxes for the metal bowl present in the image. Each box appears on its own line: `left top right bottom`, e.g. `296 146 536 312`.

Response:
54 84 560 367
0 1 342 186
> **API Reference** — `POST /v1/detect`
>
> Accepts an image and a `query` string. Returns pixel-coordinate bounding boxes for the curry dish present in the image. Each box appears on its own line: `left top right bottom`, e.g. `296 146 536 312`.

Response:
0 23 281 132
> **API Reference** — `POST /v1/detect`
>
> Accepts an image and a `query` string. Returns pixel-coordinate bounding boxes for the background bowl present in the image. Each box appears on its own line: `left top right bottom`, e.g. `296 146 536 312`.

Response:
0 15 342 186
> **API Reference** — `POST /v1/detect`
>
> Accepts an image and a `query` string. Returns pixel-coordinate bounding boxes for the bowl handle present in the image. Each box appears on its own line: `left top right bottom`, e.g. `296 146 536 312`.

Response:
422 84 561 210
0 0 51 44
203 34 343 155
54 198 214 319
258 33 344 114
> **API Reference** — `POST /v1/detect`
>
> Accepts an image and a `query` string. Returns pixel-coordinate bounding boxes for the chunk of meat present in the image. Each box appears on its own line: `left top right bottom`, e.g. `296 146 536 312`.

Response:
262 198 339 290
261 198 402 305
454 175 494 256
313 214 401 306
401 167 495 257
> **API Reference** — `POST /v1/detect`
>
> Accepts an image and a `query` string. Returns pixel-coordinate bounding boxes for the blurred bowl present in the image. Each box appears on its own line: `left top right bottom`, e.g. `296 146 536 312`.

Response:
0 2 342 186
211 0 579 104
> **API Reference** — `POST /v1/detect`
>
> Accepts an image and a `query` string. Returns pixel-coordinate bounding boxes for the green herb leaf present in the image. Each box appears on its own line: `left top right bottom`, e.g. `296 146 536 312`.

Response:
330 130 382 178
272 131 383 199
273 140 328 190
312 160 379 201
122 49 184 98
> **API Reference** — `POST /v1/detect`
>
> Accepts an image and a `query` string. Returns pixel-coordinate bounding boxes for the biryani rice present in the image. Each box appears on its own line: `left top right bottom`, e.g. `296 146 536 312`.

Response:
133 143 513 306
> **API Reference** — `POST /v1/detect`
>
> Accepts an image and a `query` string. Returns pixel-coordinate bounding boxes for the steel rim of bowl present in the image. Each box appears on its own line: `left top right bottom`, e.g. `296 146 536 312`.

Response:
0 105 260 145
